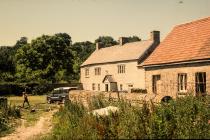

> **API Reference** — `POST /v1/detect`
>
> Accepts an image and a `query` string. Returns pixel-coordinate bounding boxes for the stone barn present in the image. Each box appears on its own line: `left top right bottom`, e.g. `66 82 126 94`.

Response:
143 17 210 99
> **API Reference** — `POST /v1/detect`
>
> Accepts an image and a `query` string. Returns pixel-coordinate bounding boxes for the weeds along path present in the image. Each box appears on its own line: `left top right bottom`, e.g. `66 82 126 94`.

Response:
0 109 58 140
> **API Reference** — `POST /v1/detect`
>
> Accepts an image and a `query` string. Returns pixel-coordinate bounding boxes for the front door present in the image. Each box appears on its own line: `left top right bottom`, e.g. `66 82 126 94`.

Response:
105 84 109 92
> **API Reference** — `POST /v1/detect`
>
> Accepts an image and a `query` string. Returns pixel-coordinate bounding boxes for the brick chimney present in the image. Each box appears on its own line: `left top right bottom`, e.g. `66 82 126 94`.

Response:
96 42 104 50
150 31 160 43
119 37 128 46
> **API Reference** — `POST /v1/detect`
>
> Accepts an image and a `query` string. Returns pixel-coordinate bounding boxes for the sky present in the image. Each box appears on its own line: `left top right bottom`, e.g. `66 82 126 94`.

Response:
0 0 210 46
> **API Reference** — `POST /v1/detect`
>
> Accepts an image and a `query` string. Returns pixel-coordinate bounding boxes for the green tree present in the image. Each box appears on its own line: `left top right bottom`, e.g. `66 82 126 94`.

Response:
126 36 141 43
71 41 95 79
95 36 118 48
14 37 28 50
0 47 15 82
0 47 14 73
0 37 28 82
15 33 74 83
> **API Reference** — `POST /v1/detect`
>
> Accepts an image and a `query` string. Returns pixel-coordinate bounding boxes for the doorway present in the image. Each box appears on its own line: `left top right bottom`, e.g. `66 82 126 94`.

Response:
152 75 161 94
105 84 109 92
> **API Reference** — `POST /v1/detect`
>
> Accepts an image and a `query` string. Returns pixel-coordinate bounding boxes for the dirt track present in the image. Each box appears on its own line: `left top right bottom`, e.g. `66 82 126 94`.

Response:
0 109 57 140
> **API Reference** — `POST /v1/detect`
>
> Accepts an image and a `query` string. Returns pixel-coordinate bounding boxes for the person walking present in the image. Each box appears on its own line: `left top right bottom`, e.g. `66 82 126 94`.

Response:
22 91 30 108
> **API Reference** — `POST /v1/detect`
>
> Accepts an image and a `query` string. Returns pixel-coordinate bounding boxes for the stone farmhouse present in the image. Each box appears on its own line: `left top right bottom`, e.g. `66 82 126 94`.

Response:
143 17 210 98
80 31 160 92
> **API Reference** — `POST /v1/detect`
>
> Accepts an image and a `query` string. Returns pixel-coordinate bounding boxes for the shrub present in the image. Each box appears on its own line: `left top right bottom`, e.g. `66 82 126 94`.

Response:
0 83 25 96
46 101 96 140
45 95 210 139
0 104 21 136
88 94 109 110
32 84 54 95
131 88 147 94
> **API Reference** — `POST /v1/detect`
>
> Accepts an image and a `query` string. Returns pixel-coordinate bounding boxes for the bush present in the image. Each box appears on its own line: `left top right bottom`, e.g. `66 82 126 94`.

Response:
0 83 25 96
0 82 81 96
0 104 21 136
32 84 54 95
0 82 53 96
131 88 147 94
45 95 210 139
88 94 109 110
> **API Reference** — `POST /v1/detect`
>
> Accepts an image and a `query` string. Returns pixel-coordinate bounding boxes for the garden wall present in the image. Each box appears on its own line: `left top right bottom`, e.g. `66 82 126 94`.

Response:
69 90 164 107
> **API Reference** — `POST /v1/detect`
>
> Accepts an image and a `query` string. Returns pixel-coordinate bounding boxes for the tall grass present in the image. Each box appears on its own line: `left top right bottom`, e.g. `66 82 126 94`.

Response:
0 105 21 136
45 95 210 139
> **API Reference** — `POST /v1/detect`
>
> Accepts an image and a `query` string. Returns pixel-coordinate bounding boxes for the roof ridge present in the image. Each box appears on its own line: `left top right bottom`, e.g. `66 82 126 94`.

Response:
175 16 210 28
124 40 150 45
101 40 151 49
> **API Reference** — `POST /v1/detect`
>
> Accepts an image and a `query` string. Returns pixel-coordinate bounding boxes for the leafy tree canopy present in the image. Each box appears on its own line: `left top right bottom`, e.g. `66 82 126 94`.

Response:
71 41 95 79
15 33 73 83
0 46 15 73
95 36 141 48
95 36 118 48
14 37 28 50
126 36 141 43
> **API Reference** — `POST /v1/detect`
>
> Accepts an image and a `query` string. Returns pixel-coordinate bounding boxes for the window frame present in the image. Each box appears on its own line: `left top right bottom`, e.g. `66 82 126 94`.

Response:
178 73 187 92
152 75 161 94
85 68 89 77
117 64 125 74
98 84 100 91
94 67 101 75
120 84 123 91
195 72 206 94
128 84 133 88
92 83 95 91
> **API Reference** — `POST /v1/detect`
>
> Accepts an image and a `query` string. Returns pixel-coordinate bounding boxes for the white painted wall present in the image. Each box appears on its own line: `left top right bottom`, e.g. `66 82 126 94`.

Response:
80 61 145 91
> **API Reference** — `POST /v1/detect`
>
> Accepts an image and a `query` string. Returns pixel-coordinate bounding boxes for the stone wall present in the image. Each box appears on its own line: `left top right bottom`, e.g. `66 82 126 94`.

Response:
69 90 155 108
145 62 210 98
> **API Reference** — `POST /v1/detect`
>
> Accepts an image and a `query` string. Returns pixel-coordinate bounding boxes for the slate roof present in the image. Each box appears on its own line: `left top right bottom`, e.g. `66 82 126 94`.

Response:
102 75 116 83
81 40 153 67
144 17 210 66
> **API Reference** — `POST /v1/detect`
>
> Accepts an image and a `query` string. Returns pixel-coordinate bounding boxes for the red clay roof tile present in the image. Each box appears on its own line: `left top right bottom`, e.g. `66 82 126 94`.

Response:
144 17 210 66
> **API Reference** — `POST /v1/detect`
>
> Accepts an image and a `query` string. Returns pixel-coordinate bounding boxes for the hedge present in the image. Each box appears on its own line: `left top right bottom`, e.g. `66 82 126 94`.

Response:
0 82 81 96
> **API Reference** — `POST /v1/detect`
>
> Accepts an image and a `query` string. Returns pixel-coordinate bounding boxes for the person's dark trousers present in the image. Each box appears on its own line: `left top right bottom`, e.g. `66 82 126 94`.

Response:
23 99 30 108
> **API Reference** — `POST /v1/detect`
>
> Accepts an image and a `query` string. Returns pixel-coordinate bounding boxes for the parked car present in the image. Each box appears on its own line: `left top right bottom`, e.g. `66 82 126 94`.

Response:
47 87 77 104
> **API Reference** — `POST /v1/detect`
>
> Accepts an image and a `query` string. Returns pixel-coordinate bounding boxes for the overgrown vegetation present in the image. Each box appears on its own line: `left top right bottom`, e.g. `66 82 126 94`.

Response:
0 104 21 136
45 95 210 139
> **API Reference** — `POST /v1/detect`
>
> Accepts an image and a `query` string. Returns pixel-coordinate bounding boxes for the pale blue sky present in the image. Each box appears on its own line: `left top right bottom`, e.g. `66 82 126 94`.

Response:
0 0 210 46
